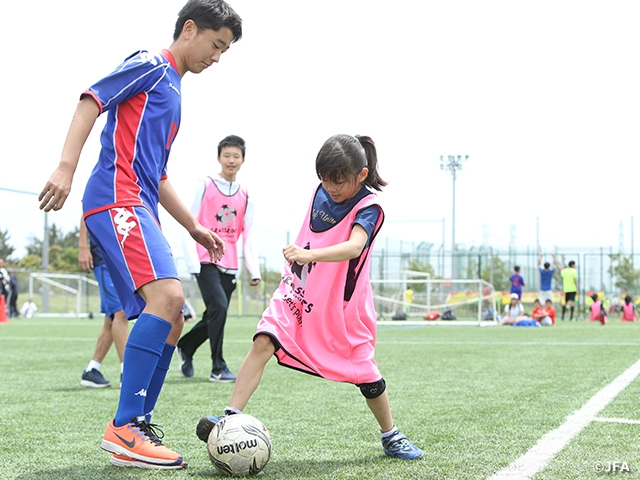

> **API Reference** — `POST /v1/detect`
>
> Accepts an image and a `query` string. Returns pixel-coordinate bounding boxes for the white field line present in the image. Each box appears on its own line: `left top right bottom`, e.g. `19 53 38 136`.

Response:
593 416 640 425
488 358 640 480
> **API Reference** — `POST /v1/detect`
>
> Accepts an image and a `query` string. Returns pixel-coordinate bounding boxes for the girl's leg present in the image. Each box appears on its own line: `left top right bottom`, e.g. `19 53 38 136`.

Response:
365 390 394 432
362 383 424 460
196 334 275 443
227 334 275 411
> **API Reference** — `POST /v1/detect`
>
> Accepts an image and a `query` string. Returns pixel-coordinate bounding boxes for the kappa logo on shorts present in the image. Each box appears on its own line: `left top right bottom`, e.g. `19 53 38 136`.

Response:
112 208 138 246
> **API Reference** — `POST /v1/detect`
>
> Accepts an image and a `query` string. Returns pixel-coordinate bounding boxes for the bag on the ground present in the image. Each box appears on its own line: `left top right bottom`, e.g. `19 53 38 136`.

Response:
441 309 456 320
424 311 440 320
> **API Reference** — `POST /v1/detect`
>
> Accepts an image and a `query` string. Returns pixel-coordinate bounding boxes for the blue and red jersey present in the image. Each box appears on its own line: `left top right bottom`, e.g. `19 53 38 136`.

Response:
81 49 182 220
510 273 525 296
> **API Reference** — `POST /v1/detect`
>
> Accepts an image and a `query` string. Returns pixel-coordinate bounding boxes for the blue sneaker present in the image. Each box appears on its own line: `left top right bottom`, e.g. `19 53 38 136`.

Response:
382 430 423 460
176 347 194 378
209 367 236 383
196 415 223 443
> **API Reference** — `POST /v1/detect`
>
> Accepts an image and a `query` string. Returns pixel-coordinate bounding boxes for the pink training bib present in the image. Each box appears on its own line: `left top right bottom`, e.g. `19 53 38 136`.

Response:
196 177 247 270
257 186 384 384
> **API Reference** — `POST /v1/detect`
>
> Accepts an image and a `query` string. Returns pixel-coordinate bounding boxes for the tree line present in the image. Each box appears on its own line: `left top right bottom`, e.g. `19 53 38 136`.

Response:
0 226 81 272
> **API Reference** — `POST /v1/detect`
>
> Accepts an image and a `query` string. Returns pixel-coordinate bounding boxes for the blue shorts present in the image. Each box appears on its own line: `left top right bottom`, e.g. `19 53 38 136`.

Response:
93 263 123 319
85 206 179 320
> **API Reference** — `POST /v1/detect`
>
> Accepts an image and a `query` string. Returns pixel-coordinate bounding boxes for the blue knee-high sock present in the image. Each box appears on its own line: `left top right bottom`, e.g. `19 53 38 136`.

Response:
114 314 172 427
144 343 175 422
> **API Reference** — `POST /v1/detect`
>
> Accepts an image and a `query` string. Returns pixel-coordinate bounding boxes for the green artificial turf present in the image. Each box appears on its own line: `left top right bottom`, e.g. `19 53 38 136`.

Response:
1 317 640 479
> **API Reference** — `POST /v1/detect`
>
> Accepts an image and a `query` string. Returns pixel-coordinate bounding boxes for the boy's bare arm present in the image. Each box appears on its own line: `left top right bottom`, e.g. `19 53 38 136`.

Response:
159 179 225 262
39 97 100 212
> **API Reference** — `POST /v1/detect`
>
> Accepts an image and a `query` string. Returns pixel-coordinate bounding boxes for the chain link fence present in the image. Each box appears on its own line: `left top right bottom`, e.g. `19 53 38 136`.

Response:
6 245 639 318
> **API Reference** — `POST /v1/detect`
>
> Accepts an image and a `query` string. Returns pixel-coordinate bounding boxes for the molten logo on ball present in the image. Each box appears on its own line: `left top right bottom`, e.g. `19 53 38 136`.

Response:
207 414 271 477
215 438 258 455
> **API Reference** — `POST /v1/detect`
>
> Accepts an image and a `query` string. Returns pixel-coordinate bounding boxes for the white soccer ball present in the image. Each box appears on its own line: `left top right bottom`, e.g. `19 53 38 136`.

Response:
207 414 272 477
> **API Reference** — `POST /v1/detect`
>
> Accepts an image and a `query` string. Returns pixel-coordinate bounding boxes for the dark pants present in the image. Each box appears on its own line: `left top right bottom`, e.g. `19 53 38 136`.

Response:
177 264 236 372
9 291 18 317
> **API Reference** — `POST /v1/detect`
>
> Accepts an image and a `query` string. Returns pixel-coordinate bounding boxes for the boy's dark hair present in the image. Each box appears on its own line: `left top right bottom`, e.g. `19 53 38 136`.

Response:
545 299 553 304
174 0 243 42
591 293 598 301
543 262 550 269
316 134 387 191
514 266 520 272
217 135 245 157
568 261 576 267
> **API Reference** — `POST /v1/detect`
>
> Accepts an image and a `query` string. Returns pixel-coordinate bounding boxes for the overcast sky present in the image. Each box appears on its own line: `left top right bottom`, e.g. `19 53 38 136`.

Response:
1 0 639 270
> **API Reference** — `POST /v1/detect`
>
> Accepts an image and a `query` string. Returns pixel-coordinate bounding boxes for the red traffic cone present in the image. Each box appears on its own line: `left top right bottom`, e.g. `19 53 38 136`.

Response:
0 296 8 324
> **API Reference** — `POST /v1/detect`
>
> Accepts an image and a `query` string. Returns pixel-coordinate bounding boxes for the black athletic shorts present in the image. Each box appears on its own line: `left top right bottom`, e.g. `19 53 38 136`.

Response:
565 291 576 302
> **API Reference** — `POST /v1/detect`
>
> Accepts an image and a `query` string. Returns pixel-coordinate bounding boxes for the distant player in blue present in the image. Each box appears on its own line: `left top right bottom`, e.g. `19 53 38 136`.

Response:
39 0 242 470
538 253 557 305
509 266 525 300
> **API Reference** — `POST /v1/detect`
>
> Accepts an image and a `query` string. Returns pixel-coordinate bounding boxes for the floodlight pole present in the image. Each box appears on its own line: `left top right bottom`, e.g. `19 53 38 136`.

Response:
440 155 469 278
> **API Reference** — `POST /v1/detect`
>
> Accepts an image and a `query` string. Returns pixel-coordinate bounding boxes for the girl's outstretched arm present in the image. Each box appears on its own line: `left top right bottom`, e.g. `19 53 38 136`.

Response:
283 225 368 263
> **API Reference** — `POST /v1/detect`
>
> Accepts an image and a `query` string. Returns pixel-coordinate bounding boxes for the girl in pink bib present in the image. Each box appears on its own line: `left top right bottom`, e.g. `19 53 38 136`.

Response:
620 296 637 322
196 134 423 460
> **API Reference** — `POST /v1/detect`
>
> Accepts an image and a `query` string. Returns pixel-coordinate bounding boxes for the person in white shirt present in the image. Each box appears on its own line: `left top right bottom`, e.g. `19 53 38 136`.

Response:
500 293 527 325
176 135 261 382
20 298 38 318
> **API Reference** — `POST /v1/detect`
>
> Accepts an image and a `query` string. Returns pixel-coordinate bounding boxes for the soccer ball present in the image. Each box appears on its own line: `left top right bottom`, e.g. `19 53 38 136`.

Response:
207 414 272 477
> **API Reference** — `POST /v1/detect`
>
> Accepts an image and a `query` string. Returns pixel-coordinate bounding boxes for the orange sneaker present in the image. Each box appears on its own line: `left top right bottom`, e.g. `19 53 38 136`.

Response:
101 417 182 465
110 454 187 470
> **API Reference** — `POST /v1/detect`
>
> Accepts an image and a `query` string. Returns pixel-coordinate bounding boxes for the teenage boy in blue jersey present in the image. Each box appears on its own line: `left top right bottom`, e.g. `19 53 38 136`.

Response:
538 252 558 305
509 266 525 300
39 0 242 469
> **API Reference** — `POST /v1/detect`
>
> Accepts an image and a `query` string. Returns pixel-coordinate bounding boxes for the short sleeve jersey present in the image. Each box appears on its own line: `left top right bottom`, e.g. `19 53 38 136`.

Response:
510 273 524 289
311 185 381 245
561 267 577 293
81 49 182 220
539 268 554 290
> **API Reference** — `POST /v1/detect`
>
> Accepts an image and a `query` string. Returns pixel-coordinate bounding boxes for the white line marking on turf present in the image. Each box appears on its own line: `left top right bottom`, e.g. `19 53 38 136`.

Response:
488 358 640 480
593 416 640 425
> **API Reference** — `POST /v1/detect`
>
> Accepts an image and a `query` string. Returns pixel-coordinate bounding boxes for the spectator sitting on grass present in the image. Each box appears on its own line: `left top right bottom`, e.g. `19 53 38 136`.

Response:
500 293 527 325
531 298 553 326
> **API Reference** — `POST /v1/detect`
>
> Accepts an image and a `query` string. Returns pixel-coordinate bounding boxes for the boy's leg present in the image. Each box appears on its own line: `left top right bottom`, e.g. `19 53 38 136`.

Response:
112 310 129 364
91 315 114 364
81 315 113 388
196 264 235 371
145 314 184 420
114 278 183 425
194 265 235 373
87 208 185 465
